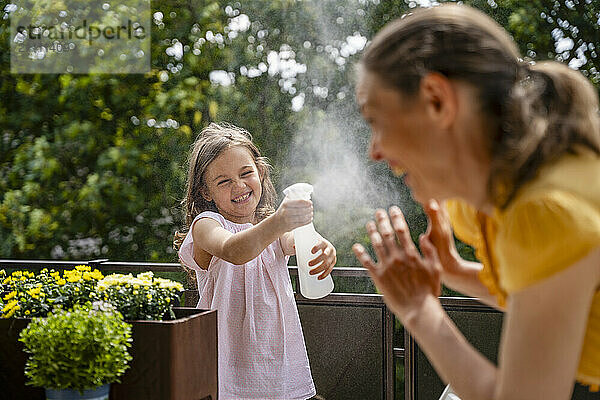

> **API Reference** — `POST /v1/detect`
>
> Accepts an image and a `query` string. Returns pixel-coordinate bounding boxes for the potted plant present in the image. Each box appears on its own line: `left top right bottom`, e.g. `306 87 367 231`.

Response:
96 271 183 320
18 302 132 400
0 266 105 319
0 267 218 400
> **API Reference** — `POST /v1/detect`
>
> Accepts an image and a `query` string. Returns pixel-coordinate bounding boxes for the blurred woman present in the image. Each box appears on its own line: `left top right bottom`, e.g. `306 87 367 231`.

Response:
352 5 600 399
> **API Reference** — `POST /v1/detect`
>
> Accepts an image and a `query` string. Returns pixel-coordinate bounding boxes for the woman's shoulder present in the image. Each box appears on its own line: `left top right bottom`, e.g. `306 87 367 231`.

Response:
520 149 600 206
499 149 600 246
496 182 600 292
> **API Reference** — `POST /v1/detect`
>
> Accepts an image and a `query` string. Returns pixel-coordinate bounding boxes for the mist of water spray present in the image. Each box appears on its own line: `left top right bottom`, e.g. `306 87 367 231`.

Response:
281 102 412 266
276 0 421 269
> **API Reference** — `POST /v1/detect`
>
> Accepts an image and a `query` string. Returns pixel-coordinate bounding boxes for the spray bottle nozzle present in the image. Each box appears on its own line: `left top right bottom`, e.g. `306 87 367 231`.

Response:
283 183 314 200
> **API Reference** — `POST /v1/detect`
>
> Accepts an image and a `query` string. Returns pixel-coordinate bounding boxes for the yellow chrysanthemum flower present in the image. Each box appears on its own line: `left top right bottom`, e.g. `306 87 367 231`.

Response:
75 265 91 272
4 305 20 318
138 271 154 281
3 291 17 301
64 270 82 283
97 273 150 291
90 270 104 280
154 278 184 291
2 300 18 312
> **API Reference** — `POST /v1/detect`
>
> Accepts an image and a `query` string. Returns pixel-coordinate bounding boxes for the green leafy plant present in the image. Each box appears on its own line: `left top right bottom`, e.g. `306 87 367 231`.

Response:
97 271 183 320
18 303 132 392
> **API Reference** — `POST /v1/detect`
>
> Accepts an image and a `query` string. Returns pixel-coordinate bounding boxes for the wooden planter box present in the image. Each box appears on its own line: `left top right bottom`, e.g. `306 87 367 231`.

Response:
0 307 218 400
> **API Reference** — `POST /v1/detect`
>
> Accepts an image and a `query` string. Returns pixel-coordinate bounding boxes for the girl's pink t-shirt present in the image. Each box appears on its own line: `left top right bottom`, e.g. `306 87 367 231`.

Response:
178 211 316 400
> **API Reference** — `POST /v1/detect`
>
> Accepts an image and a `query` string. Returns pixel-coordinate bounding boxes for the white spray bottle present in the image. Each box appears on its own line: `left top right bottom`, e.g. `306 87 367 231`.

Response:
283 183 334 299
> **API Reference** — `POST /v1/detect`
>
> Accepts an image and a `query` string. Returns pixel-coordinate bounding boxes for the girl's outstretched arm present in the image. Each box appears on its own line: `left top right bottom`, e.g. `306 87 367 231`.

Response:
193 197 312 266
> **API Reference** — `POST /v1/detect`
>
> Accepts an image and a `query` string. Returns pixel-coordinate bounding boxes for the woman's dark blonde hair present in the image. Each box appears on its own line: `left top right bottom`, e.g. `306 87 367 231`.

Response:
360 4 600 208
173 122 277 252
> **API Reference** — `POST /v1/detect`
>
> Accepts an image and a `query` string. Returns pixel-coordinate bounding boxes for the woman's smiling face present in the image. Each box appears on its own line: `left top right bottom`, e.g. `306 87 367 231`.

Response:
356 70 451 203
202 145 263 224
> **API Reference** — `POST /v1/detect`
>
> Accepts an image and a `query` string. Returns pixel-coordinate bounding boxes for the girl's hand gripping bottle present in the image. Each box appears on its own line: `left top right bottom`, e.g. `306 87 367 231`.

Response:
283 183 334 299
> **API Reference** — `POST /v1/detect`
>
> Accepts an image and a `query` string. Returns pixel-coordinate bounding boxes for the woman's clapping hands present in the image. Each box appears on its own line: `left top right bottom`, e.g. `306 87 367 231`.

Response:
352 205 442 323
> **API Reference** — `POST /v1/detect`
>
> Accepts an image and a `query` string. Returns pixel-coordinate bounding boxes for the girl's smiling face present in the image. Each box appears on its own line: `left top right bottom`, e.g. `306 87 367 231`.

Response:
202 146 263 224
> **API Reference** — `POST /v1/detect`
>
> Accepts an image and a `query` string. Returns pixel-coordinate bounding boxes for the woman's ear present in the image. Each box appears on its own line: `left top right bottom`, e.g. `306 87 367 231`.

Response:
420 72 458 130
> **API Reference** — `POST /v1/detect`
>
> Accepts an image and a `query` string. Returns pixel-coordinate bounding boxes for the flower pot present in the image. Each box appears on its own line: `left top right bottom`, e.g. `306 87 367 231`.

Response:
110 307 218 400
45 384 110 400
0 307 217 400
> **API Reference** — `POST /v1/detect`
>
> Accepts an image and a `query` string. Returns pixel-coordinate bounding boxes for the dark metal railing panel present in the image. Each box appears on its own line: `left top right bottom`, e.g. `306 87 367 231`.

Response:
295 291 394 400
384 304 396 399
404 297 503 400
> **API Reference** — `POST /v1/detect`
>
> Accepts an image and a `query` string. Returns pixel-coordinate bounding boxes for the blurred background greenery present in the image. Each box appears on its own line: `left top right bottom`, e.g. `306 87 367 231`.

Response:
1 0 598 279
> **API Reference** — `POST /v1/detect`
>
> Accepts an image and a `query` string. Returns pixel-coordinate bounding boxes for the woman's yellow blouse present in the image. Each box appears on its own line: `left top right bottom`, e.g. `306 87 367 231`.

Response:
445 150 600 390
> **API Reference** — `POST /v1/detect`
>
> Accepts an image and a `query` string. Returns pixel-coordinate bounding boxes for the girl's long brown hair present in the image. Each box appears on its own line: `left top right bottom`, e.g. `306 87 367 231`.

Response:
360 4 600 208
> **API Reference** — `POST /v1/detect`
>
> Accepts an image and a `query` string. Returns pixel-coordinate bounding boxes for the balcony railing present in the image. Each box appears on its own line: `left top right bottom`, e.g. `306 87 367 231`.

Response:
0 259 506 400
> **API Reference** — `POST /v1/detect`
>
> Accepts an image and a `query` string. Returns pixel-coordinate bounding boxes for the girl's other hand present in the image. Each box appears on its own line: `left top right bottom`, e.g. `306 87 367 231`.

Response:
274 197 313 233
308 238 337 280
352 206 442 322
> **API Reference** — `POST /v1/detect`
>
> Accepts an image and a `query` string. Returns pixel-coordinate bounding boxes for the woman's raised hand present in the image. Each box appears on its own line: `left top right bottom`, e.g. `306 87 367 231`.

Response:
274 197 313 233
352 206 442 322
422 200 463 278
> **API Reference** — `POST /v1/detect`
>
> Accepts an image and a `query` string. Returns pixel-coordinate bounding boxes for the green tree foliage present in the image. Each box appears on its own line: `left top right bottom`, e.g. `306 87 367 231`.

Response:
0 2 231 261
0 0 598 268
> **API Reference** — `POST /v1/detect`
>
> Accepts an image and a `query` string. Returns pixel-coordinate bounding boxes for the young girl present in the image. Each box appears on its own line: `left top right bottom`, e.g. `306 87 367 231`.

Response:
176 122 336 400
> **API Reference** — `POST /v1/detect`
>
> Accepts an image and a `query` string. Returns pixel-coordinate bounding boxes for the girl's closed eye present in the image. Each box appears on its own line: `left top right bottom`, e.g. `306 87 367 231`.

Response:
218 179 230 186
